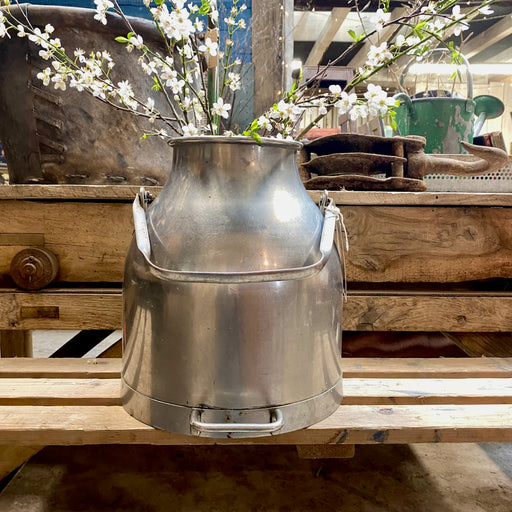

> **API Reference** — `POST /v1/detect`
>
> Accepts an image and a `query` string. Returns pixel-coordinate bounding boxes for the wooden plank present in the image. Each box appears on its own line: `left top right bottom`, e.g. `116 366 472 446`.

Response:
0 378 120 406
0 403 511 446
342 378 512 405
2 186 512 207
296 444 355 459
0 184 158 200
304 8 350 66
2 195 511 286
0 330 32 357
2 376 510 407
308 191 512 207
2 291 512 332
341 357 512 379
1 357 512 379
344 295 512 332
444 333 512 358
0 201 133 283
463 14 512 58
0 377 508 406
0 445 44 481
343 205 512 282
0 290 122 330
0 358 121 378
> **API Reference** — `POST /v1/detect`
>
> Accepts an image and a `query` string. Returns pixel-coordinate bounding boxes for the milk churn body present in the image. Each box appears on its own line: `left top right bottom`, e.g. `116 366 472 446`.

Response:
121 137 344 438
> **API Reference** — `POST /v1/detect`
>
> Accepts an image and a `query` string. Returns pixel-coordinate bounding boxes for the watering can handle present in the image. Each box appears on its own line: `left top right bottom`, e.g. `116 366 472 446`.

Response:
132 193 338 284
190 409 284 434
399 48 473 100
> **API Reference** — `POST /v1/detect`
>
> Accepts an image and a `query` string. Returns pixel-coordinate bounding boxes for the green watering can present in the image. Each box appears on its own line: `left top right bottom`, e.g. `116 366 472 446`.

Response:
394 50 504 154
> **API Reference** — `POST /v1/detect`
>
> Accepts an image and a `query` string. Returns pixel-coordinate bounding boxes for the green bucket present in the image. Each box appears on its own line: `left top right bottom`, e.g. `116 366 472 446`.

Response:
394 49 474 154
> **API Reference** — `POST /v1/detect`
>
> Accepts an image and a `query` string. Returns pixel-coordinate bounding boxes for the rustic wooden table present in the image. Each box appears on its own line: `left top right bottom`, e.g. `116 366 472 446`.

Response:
0 186 511 356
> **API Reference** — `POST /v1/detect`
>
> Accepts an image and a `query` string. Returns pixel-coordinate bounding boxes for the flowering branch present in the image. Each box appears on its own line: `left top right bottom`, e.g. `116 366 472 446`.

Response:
0 0 497 142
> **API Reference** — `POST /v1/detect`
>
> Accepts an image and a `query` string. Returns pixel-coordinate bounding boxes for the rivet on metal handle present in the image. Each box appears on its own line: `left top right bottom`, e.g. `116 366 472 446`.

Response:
190 409 284 434
132 193 338 284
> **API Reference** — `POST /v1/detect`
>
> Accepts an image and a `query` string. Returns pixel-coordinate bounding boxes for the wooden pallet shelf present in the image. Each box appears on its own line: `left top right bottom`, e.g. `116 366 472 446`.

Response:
1 357 511 447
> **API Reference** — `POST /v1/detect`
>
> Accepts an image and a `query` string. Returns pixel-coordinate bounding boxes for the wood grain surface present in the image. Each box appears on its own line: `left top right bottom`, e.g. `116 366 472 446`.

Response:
1 290 511 332
0 357 511 446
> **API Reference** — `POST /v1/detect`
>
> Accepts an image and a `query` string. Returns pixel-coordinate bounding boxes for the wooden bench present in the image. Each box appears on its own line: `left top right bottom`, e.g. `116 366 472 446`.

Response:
1 356 512 476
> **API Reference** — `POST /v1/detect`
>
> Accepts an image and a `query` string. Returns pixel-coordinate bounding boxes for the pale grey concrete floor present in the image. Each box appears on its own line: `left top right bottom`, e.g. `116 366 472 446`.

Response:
0 443 511 511
32 330 122 358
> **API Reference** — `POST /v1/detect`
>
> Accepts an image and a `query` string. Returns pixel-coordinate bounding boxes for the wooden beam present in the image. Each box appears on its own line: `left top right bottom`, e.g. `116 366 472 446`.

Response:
304 8 350 66
464 14 512 59
2 356 511 379
296 444 355 459
0 331 32 357
1 290 512 333
1 403 512 446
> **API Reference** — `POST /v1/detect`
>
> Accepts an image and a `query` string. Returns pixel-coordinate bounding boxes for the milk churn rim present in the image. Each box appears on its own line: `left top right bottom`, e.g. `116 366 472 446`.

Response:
167 136 303 150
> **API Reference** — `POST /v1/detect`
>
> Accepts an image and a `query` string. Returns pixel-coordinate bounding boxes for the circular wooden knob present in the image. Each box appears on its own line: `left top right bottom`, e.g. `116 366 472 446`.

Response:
10 248 59 290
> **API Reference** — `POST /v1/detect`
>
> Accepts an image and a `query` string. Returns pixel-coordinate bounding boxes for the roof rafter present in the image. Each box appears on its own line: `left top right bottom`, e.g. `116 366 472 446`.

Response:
304 7 351 66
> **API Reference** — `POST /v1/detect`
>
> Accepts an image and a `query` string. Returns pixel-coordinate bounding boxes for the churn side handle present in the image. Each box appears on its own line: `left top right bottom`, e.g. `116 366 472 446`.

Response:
190 409 284 434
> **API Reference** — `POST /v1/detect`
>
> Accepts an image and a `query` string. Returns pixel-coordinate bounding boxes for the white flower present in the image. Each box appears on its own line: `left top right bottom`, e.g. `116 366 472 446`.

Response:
93 0 114 25
168 77 185 94
37 67 52 86
373 8 387 32
28 27 50 49
0 23 7 39
144 97 155 114
44 24 54 34
16 24 25 37
51 73 67 91
364 84 394 117
395 34 406 48
141 59 157 75
258 115 272 131
336 91 357 115
328 84 342 97
39 48 53 60
420 2 437 16
479 4 494 15
366 42 392 68
212 97 231 119
227 71 241 91
182 123 199 136
198 37 218 57
129 34 144 49
349 103 368 121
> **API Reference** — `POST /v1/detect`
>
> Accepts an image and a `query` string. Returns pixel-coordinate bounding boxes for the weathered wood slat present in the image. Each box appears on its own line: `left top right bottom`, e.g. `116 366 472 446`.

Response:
1 189 511 285
2 185 512 207
2 375 511 406
0 358 121 378
2 357 511 379
1 403 511 446
343 205 512 282
0 201 132 282
2 291 512 331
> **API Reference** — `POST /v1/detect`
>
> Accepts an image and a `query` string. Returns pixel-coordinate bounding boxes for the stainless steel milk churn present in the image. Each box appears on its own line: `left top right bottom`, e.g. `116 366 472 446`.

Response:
122 136 344 438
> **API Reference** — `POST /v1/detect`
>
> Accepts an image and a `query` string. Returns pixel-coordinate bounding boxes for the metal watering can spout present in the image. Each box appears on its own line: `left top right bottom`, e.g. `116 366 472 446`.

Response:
473 95 505 137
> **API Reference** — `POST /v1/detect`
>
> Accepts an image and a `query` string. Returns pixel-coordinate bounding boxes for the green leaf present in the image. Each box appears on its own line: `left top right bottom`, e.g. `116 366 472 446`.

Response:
347 29 365 43
252 131 262 144
115 36 129 43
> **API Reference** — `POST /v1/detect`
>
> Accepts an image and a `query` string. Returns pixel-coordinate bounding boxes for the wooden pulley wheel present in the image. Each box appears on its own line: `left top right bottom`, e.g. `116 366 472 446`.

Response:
10 247 59 290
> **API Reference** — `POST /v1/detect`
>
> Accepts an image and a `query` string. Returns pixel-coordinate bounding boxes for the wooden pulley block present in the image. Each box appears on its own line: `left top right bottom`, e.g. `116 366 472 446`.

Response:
10 247 59 290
